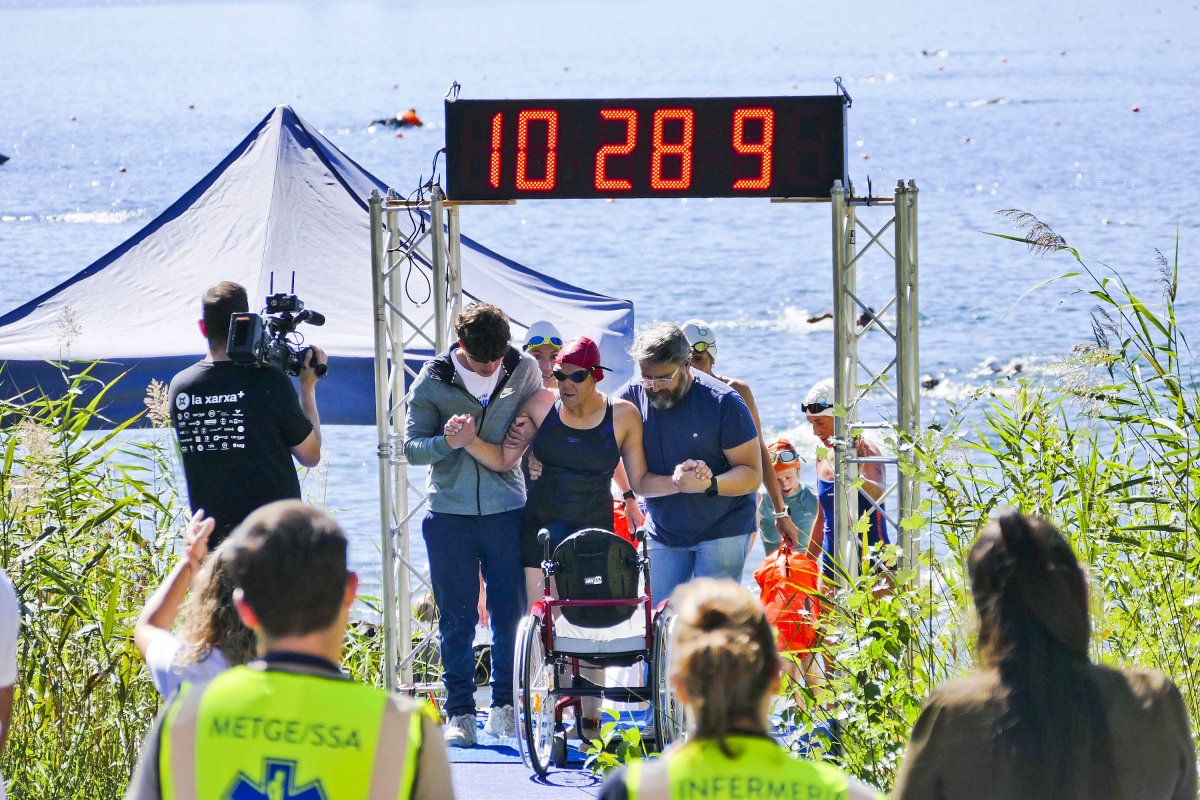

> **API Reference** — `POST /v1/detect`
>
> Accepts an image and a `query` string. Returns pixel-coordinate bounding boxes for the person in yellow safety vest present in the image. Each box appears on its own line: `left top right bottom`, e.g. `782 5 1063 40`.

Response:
124 500 454 800
598 578 880 800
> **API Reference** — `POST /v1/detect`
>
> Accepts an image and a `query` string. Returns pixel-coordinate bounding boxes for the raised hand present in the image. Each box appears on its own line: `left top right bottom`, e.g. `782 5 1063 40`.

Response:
184 509 216 566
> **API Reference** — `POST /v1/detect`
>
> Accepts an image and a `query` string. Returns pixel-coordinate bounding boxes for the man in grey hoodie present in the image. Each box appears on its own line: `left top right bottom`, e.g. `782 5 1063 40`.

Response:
404 303 542 748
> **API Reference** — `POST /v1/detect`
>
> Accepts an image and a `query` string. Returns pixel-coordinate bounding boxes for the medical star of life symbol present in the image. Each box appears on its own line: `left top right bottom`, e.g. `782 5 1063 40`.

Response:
225 758 328 800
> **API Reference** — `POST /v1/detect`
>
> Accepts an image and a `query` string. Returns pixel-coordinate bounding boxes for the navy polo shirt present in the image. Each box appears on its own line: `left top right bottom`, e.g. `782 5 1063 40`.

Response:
619 370 759 547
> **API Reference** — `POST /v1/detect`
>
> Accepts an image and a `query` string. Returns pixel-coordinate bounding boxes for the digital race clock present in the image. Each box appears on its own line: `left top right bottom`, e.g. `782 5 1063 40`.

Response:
444 96 847 201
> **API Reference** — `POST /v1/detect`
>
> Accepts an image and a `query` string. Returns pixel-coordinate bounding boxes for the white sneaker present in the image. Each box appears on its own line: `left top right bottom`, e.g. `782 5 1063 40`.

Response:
444 713 477 748
484 704 516 737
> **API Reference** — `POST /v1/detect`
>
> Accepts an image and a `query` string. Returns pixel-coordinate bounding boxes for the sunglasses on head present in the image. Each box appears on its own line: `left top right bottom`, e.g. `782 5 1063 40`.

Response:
770 449 800 465
802 402 834 415
525 335 563 350
553 368 591 384
690 341 713 354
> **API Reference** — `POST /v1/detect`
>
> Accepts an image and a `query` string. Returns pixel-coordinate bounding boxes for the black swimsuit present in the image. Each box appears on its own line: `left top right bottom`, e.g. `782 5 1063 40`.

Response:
520 399 620 567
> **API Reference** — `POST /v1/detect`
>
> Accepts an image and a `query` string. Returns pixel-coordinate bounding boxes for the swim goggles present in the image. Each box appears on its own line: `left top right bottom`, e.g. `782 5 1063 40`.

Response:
801 402 834 415
690 341 713 354
524 335 563 349
553 368 591 384
770 449 800 466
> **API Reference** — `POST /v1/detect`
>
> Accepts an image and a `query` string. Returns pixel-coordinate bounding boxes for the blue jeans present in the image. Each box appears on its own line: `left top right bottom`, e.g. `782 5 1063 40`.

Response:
423 508 524 718
647 532 752 605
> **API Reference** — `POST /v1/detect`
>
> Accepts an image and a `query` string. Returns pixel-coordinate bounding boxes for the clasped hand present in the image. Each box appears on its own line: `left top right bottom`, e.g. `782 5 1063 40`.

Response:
672 459 713 494
444 414 477 449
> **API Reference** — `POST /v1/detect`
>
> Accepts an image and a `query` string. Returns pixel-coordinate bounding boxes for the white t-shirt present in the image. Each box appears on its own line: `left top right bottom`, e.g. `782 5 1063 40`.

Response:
0 570 19 800
144 633 230 699
453 351 502 407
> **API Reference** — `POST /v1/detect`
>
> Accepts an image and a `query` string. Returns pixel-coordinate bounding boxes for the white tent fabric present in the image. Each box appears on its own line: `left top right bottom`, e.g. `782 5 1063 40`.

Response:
0 106 634 424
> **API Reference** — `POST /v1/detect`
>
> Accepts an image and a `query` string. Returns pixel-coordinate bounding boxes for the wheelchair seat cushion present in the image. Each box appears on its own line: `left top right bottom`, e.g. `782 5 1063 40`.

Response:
553 528 640 628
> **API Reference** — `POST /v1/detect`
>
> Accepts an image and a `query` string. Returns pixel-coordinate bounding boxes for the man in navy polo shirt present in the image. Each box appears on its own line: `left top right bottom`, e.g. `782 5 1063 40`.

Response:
619 323 762 603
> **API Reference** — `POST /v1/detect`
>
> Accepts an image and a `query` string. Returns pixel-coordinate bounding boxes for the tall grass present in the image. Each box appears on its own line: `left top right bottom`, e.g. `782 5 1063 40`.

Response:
0 366 397 798
0 366 178 798
783 215 1199 790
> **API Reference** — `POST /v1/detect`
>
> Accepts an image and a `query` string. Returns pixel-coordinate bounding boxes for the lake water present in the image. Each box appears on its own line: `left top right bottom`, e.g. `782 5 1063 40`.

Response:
2 0 1197 597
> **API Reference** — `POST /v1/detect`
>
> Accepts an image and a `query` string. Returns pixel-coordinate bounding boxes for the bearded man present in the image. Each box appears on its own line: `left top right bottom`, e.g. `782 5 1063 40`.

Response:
618 323 761 601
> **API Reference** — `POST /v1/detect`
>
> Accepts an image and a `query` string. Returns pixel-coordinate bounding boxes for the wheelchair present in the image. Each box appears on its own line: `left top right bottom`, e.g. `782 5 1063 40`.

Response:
514 526 685 776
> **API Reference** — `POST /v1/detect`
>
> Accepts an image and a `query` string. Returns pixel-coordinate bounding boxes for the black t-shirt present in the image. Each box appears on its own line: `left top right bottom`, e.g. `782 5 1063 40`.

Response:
169 361 313 541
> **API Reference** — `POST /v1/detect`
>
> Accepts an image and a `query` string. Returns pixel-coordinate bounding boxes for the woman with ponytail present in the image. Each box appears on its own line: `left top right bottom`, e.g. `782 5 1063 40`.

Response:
598 578 879 800
893 509 1196 800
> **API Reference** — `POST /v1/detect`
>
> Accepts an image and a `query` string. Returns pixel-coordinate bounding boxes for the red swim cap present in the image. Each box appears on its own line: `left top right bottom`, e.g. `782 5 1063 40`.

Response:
555 337 609 382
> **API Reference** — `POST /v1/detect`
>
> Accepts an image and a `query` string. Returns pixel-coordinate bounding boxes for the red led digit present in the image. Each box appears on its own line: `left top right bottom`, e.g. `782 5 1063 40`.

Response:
515 109 559 191
489 113 503 189
650 108 694 190
732 108 774 190
594 109 637 191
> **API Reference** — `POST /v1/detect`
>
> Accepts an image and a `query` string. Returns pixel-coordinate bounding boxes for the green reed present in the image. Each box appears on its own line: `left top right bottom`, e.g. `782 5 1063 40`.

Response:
0 366 418 797
783 215 1199 791
0 365 180 798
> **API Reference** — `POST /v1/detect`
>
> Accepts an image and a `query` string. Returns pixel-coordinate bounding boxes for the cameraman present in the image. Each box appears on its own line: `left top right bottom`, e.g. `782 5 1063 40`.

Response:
169 281 326 547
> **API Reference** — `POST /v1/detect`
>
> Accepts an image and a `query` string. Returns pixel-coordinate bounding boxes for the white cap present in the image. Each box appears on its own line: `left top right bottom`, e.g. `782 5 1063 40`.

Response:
682 319 717 357
522 320 563 349
803 378 835 416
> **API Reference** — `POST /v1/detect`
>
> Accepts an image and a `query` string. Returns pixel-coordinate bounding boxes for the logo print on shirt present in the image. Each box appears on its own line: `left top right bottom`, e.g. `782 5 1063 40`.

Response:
225 758 327 800
175 393 190 411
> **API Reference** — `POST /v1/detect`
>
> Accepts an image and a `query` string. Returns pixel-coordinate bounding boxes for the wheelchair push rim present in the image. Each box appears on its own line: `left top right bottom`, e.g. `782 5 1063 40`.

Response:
515 613 558 776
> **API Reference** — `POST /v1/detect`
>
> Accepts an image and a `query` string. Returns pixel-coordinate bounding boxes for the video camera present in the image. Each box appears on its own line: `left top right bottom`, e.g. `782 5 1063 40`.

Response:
226 275 328 378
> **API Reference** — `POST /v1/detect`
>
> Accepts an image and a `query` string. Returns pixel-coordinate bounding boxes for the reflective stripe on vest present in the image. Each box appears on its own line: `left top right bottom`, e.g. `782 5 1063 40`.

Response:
158 666 427 800
626 736 851 800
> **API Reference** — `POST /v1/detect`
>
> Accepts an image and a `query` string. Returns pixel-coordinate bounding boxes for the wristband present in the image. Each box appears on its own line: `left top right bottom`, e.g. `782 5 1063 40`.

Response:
773 510 790 520
622 490 636 500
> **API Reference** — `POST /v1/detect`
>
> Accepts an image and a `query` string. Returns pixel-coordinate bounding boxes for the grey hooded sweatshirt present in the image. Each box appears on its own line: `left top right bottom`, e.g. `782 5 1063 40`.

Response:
403 344 542 516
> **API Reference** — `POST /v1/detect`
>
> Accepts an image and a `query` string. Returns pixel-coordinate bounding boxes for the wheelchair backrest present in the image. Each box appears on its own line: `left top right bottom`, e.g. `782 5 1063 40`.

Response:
553 528 640 628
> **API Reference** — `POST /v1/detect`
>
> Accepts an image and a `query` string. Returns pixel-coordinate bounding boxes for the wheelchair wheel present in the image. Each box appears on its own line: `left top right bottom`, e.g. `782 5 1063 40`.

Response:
515 614 557 776
651 604 686 749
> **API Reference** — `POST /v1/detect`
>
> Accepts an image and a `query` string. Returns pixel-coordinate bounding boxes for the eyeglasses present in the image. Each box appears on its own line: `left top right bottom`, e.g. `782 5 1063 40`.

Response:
640 365 683 389
524 335 563 350
770 449 800 466
802 402 834 415
690 341 713 354
552 368 591 384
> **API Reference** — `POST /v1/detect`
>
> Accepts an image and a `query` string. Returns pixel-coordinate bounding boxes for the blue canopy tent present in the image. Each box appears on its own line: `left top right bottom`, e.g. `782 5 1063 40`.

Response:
0 106 634 424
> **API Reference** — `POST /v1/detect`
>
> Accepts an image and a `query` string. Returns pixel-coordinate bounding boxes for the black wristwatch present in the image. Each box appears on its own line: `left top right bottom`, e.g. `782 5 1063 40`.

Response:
622 489 636 500
704 475 719 497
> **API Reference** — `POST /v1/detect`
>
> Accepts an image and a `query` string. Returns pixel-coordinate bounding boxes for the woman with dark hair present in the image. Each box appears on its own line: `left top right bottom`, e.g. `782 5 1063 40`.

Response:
893 509 1196 800
134 511 256 698
598 578 878 800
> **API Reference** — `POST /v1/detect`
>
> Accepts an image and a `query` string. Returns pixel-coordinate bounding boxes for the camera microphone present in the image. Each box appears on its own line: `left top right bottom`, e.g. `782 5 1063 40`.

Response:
296 309 325 326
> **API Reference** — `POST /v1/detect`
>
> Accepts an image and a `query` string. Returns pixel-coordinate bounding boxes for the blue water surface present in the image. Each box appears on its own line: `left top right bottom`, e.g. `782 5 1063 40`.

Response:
1 0 1197 593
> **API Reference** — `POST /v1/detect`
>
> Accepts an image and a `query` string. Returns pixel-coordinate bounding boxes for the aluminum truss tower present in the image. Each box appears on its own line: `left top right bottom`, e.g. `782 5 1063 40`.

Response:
370 181 919 694
369 186 462 693
830 180 920 579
